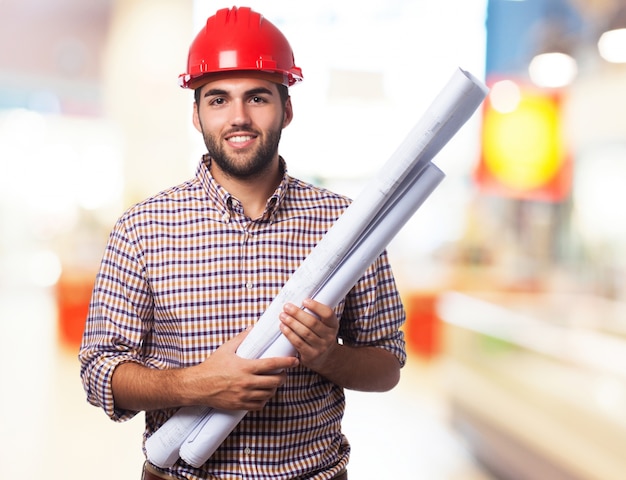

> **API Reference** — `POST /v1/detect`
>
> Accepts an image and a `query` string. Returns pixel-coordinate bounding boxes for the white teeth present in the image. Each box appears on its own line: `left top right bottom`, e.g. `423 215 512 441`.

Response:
229 135 252 143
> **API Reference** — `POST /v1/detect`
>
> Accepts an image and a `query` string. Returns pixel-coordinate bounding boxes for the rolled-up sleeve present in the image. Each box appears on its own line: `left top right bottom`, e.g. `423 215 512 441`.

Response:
339 250 407 367
78 217 155 422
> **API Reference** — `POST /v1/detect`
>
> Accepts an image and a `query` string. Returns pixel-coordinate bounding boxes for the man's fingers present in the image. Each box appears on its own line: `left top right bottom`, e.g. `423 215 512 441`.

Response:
255 355 299 374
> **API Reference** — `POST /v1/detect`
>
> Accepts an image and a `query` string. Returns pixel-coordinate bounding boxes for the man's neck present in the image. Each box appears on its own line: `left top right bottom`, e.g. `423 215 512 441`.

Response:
210 159 283 219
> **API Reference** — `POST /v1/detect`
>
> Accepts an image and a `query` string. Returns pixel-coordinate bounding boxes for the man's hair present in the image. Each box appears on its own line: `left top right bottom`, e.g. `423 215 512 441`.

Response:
194 83 289 107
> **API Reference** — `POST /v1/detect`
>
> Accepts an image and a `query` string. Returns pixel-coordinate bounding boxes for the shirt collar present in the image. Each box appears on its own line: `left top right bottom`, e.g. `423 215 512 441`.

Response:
196 154 290 223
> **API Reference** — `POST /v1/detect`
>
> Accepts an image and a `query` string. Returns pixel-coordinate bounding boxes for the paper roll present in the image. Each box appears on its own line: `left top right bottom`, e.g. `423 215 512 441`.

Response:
145 67 488 468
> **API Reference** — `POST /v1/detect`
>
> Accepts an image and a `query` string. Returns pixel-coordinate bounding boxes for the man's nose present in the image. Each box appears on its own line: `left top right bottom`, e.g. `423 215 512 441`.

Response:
229 99 251 125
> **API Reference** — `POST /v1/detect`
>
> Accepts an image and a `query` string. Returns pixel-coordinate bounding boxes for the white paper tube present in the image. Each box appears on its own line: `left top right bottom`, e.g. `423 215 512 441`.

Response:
178 164 446 467
236 68 487 361
146 162 445 468
144 405 211 468
145 67 488 468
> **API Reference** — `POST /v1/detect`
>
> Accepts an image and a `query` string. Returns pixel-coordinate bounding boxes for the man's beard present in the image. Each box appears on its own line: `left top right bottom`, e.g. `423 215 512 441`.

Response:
202 126 283 180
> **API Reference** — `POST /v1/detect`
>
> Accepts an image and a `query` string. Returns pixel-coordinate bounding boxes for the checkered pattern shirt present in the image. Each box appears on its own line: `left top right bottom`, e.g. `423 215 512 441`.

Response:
79 156 406 479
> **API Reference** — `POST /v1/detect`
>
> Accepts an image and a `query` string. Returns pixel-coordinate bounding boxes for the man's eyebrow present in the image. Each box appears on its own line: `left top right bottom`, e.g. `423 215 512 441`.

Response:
203 88 227 98
203 87 275 98
246 87 274 96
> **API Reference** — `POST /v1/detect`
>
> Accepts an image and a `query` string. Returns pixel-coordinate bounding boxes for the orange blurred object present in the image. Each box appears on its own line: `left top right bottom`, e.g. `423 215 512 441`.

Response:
56 273 94 350
403 292 441 358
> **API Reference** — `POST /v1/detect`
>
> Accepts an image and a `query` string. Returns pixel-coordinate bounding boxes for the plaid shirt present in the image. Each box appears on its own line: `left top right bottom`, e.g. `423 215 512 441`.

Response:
79 156 406 480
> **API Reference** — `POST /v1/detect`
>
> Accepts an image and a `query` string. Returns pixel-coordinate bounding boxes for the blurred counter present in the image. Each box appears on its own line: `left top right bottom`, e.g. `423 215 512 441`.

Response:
437 291 626 480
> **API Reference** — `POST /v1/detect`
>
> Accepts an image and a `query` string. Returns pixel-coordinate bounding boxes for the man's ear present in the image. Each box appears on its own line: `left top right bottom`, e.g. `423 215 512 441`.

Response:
282 97 293 128
192 102 202 133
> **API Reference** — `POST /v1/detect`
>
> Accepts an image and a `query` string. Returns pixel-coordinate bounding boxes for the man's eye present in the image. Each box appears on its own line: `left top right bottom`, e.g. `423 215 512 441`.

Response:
251 96 266 103
209 98 226 106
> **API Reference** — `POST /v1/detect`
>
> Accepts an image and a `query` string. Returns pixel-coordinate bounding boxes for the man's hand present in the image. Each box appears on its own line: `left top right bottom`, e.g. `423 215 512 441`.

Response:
111 328 299 413
190 328 300 411
279 298 402 392
279 299 340 373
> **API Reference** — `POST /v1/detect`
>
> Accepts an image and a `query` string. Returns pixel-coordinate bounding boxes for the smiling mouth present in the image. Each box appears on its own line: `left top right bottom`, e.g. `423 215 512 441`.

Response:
228 135 254 144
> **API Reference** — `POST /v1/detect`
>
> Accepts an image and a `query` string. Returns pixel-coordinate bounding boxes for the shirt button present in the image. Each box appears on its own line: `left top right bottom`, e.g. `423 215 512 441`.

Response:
244 447 252 455
221 212 230 222
245 282 254 289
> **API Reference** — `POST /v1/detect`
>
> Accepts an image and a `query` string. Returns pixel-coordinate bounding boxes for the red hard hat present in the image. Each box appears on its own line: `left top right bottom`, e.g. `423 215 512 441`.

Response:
179 6 303 89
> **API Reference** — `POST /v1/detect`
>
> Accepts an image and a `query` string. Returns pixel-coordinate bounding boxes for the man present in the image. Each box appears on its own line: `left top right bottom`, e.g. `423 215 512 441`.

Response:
79 6 406 480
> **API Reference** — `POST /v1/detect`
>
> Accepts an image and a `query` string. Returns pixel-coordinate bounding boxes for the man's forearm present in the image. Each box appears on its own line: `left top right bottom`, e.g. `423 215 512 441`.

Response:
315 345 401 392
111 336 299 413
112 362 197 412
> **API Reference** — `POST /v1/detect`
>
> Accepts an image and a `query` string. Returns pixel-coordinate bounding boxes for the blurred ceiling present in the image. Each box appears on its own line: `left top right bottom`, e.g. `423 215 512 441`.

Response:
0 0 623 115
0 0 112 114
486 0 626 78
569 0 619 17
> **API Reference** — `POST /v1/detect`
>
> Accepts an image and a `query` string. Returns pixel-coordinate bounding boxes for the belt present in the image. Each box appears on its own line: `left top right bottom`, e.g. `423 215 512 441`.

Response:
143 462 347 480
142 463 178 480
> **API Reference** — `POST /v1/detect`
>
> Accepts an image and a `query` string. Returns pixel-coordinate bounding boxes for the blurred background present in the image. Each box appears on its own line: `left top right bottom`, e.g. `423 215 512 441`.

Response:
1 0 625 478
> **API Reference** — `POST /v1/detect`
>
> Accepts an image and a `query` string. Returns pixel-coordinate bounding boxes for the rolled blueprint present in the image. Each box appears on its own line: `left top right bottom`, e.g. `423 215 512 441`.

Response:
145 67 489 468
236 68 487 361
144 405 212 468
147 163 445 468
178 163 446 467
144 161 444 467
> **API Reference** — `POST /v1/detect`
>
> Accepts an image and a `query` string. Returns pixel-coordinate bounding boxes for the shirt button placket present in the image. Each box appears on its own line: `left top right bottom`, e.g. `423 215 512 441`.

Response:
241 229 254 290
